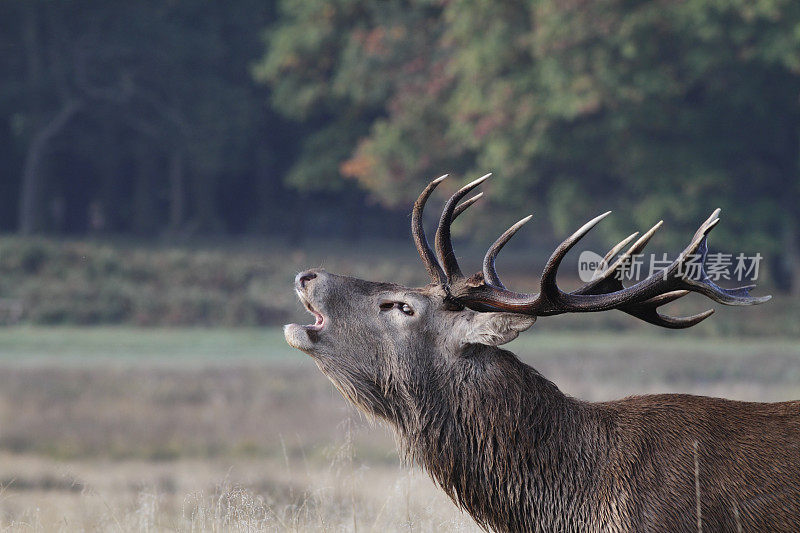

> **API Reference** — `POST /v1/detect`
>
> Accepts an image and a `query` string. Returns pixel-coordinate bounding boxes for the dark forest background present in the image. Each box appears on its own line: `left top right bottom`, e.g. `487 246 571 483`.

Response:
0 0 798 327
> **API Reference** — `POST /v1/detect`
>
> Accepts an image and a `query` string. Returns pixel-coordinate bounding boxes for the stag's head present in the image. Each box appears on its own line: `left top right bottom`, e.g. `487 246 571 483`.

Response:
284 174 769 420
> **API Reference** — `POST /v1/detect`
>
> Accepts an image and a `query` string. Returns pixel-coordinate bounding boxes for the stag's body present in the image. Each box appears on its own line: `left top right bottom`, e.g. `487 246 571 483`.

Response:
284 175 793 532
396 345 800 532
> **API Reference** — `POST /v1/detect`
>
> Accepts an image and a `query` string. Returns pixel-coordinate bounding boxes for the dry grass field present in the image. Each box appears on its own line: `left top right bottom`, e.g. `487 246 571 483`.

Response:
0 327 796 531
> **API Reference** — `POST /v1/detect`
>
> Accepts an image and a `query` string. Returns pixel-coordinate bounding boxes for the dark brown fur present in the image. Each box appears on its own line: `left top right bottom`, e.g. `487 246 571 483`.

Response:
400 347 800 532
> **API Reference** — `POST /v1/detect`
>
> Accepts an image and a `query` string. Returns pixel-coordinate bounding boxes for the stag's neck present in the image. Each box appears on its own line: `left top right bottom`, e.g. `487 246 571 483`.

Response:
397 347 615 533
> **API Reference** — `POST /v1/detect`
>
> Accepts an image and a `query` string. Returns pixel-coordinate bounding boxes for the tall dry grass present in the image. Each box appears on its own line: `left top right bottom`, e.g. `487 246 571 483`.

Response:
0 328 795 530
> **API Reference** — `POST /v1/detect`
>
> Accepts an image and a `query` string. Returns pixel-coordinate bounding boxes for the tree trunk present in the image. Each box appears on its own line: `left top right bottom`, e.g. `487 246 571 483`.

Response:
18 100 82 234
132 145 159 235
188 172 223 234
168 151 185 232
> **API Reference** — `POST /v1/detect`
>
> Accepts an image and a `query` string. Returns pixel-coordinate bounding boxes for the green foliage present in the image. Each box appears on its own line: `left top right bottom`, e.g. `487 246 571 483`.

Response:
258 0 458 195
1 1 799 289
259 0 800 282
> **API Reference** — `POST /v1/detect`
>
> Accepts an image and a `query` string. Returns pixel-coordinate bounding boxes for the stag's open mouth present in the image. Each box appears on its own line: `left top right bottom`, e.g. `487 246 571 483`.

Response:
301 298 325 331
284 292 326 351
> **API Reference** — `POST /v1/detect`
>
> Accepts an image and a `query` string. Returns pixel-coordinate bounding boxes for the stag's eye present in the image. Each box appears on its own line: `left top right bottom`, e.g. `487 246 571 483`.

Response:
378 301 415 316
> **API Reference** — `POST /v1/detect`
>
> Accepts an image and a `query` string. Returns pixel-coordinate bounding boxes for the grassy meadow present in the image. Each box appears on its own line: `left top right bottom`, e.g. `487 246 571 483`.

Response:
0 327 796 531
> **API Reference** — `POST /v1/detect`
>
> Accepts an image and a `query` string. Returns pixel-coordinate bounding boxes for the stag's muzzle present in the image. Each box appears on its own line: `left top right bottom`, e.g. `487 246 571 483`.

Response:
284 269 328 352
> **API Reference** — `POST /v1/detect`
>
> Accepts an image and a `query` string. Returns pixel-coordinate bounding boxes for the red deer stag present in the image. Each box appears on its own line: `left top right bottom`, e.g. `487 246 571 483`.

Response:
284 174 797 533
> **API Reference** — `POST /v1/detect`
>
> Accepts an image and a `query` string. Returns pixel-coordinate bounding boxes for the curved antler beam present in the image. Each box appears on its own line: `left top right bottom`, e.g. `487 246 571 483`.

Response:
434 173 491 284
412 175 448 284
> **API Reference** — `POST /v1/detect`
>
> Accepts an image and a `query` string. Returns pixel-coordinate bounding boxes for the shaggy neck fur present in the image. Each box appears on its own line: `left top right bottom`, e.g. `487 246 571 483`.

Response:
392 346 618 533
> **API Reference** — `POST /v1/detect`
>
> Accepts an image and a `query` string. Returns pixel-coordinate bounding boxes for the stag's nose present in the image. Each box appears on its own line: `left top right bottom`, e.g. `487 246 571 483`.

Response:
295 269 321 290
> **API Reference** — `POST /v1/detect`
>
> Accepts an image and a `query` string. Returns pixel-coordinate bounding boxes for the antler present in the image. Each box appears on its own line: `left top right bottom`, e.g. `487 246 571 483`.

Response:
411 175 770 329
412 173 490 285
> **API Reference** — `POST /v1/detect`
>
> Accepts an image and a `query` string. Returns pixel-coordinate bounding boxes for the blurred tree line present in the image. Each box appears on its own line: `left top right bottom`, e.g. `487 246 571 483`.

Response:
1 0 799 292
0 0 402 243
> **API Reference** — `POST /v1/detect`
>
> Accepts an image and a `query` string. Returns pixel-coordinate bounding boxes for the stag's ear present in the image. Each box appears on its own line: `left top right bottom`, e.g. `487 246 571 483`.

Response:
461 312 536 347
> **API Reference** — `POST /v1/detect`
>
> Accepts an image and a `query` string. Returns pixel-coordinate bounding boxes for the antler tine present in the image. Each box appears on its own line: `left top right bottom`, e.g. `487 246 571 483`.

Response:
627 220 663 255
593 231 639 278
453 193 483 221
539 212 612 303
620 290 713 329
582 220 663 290
639 289 691 307
661 209 769 306
677 223 771 306
435 173 492 283
628 305 715 329
412 175 448 284
483 215 533 288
